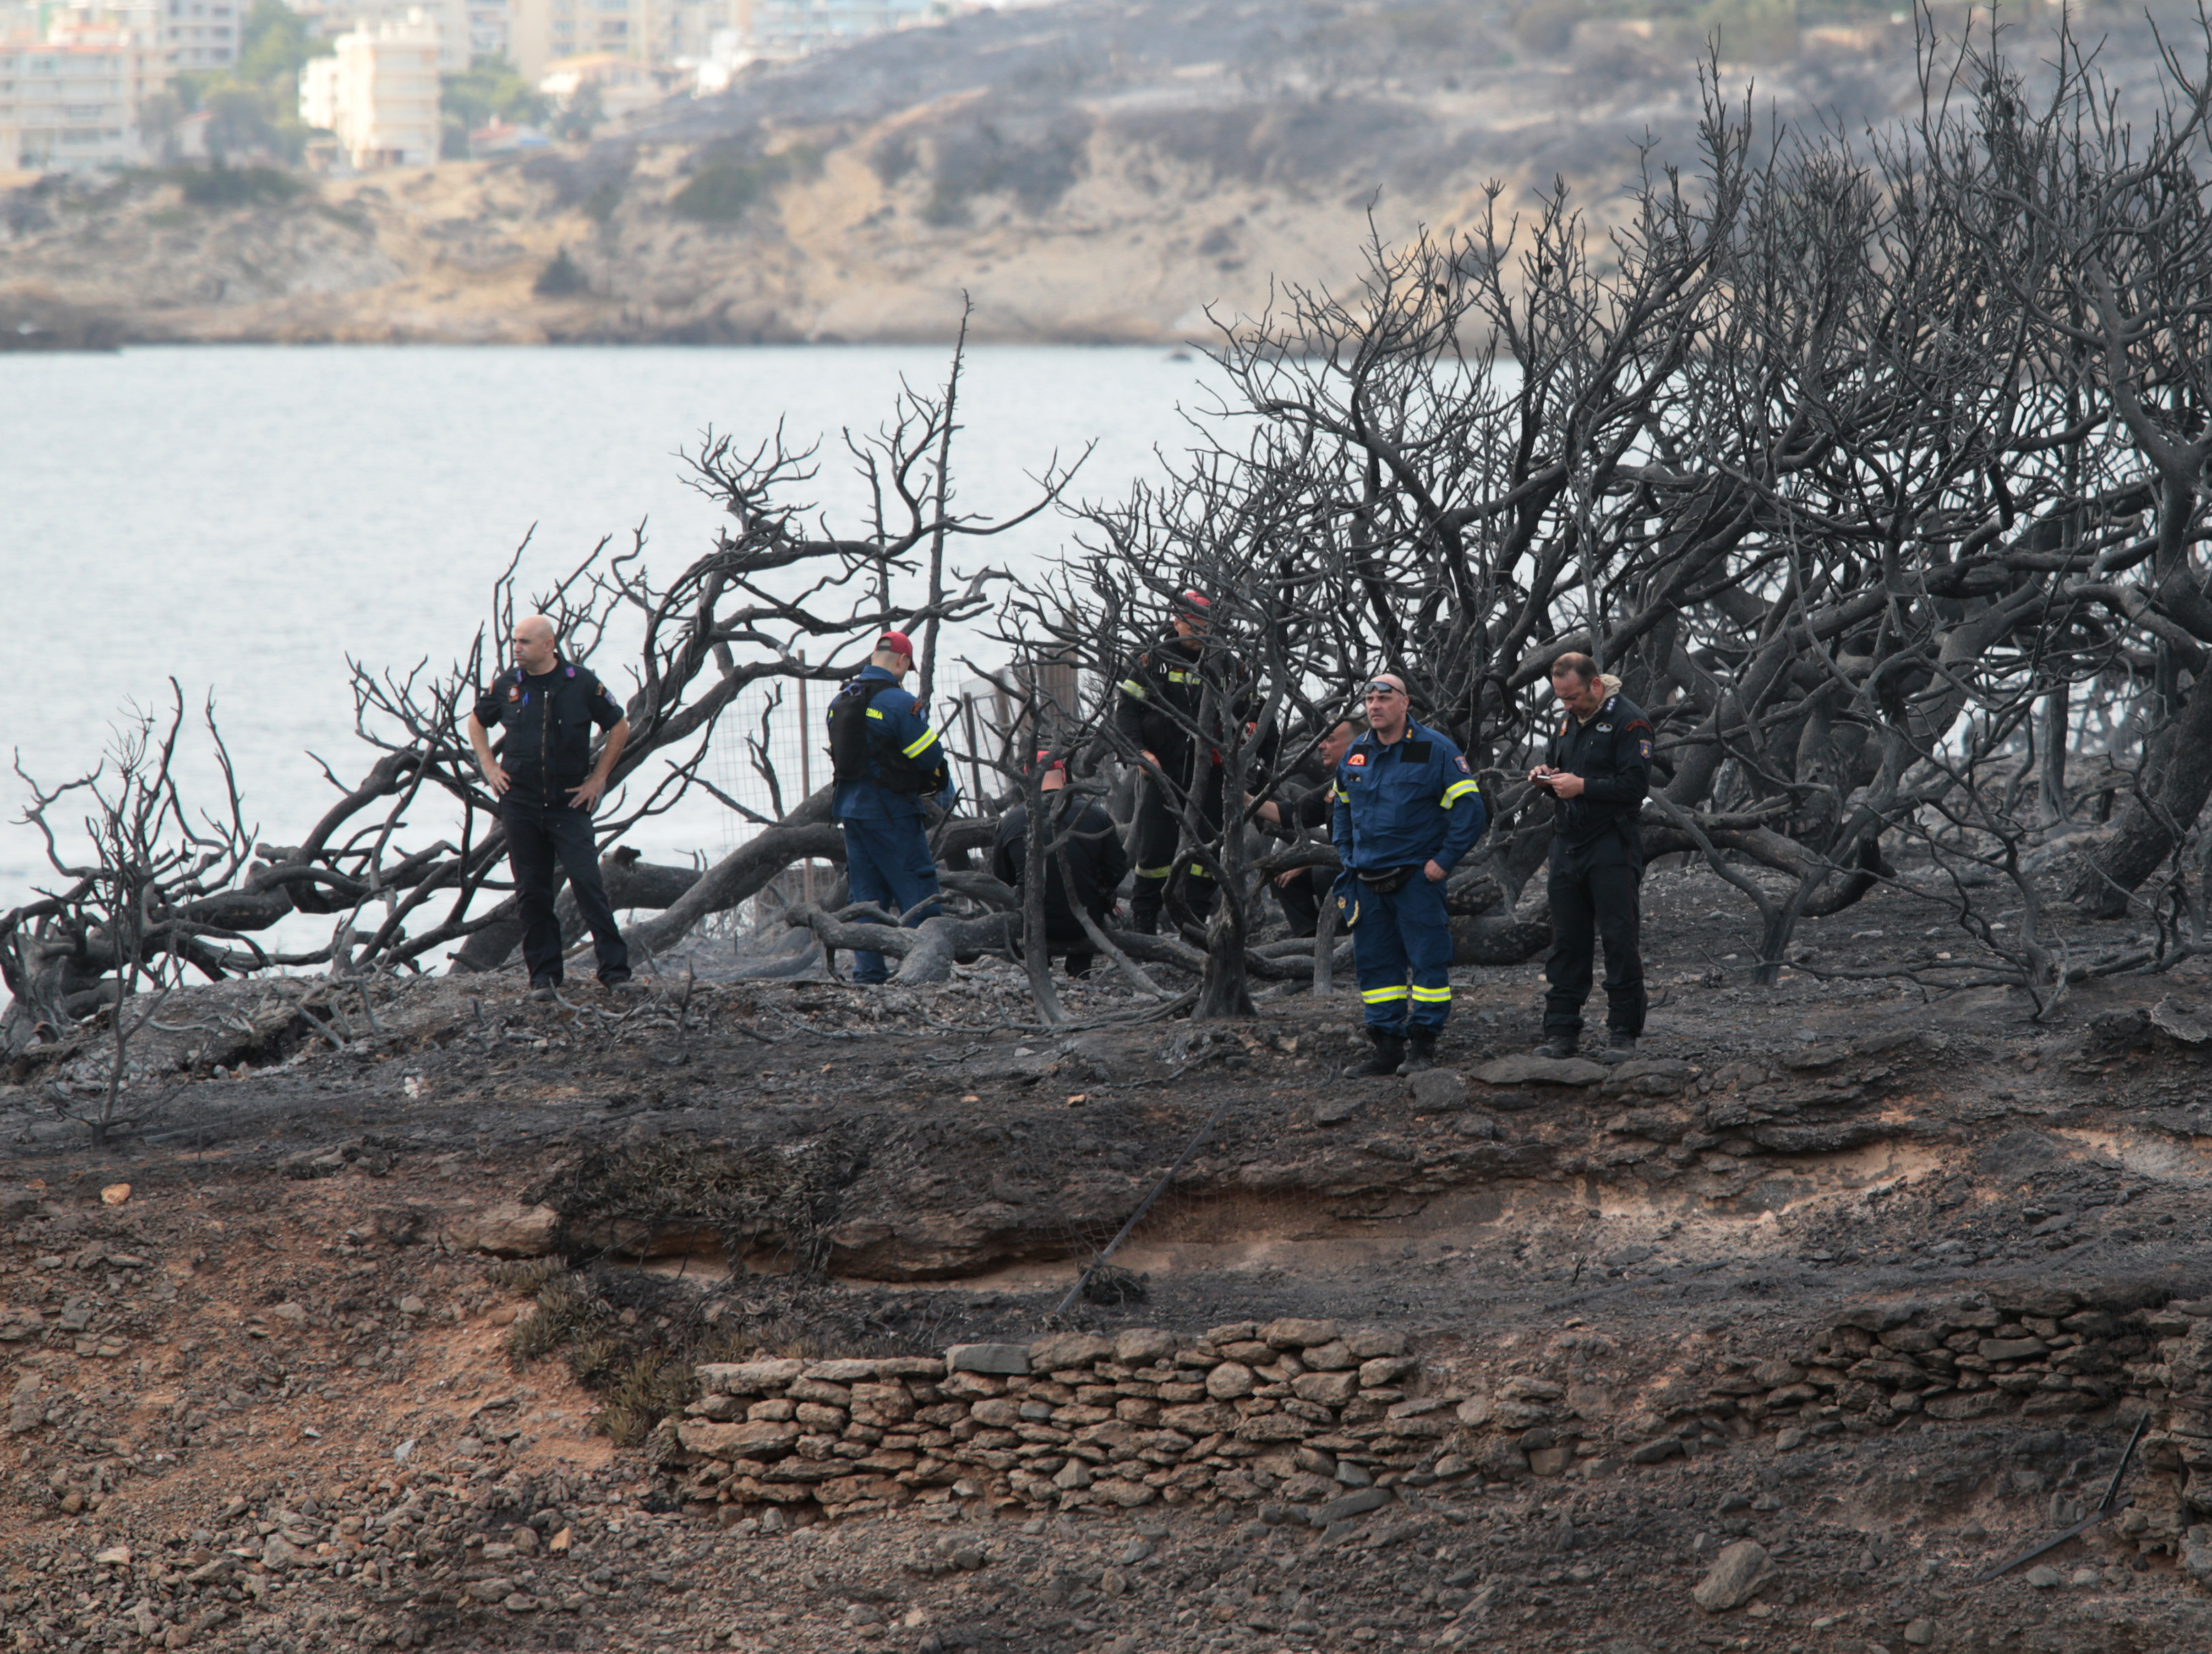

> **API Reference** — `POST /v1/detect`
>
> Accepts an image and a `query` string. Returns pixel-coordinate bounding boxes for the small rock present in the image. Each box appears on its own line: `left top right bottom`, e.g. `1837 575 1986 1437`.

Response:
951 1545 987 1570
93 1545 132 1565
1904 1620 1935 1646
1455 1394 1493 1427
1453 1111 1502 1140
261 1536 301 1570
397 1296 426 1316
1317 1486 1392 1525
1407 1069 1469 1112
270 1302 308 1325
1206 1362 1256 1401
1691 1540 1769 1612
1118 1537 1154 1565
2068 1567 2099 1587
2024 1564 2062 1588
1472 1054 1607 1088
1528 1447 1570 1477
1774 1429 1807 1451
1313 1094 1365 1126
946 1342 1030 1375
448 1202 561 1258
1631 1437 1685 1465
99 1183 131 1206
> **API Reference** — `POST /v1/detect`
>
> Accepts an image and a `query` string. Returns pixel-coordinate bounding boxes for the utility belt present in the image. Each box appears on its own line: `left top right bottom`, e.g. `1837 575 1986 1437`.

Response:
1355 865 1418 896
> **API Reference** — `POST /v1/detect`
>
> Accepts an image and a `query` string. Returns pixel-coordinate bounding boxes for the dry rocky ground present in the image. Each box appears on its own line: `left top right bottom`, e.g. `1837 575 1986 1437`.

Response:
6 863 2212 1652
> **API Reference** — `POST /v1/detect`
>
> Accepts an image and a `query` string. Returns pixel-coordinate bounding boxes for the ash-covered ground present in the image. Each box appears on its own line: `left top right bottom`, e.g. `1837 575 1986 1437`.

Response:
6 860 2212 1653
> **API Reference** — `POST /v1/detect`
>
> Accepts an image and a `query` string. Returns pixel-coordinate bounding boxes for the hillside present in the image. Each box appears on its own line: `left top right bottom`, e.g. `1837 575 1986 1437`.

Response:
0 0 2058 346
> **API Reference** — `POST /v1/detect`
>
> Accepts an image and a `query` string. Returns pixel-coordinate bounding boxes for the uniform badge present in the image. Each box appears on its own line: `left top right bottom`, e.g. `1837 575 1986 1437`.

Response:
1346 752 1368 767
507 687 520 701
1596 723 1613 732
1454 756 1470 772
1639 739 1653 759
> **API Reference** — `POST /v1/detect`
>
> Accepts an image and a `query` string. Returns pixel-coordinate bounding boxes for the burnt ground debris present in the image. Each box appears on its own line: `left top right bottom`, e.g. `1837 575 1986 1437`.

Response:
6 863 2212 1650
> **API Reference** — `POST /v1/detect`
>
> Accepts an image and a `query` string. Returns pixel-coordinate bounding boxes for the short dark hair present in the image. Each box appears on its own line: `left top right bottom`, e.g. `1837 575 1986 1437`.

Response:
1551 652 1600 684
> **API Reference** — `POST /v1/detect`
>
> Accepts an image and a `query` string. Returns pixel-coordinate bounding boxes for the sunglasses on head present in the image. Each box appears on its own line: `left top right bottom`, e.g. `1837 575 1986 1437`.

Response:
1364 681 1405 697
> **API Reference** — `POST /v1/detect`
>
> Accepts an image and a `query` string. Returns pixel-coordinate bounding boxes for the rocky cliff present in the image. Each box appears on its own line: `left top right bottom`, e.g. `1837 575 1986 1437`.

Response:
0 0 1973 345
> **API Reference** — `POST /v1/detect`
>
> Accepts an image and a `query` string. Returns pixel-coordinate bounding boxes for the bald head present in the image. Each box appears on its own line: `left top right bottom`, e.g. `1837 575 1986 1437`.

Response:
511 614 560 675
1362 673 1412 742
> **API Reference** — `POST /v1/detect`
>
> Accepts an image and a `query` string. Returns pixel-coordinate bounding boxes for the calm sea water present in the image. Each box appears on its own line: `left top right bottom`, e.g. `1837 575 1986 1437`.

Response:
0 343 1212 938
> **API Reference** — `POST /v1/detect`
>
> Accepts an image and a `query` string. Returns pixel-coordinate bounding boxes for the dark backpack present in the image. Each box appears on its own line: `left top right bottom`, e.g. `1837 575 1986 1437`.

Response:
827 679 941 794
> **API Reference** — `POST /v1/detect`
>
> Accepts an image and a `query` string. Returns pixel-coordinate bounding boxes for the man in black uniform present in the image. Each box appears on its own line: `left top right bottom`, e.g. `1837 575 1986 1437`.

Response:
1255 718 1357 936
991 754 1132 978
1114 591 1226 933
467 614 637 996
1528 652 1651 1061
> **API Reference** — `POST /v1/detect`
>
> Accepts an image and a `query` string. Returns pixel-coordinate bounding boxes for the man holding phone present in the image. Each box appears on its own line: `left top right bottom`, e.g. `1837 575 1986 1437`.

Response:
1528 653 1652 1062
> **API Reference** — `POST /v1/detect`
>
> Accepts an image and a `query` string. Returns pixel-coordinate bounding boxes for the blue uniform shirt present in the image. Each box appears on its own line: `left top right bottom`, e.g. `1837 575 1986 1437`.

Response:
1331 717 1487 872
831 664 956 822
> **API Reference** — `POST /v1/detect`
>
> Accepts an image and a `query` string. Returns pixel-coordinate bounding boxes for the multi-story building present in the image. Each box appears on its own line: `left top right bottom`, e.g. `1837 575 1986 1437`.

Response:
299 6 438 167
159 0 235 67
508 0 641 82
0 12 164 172
464 0 507 63
289 0 466 69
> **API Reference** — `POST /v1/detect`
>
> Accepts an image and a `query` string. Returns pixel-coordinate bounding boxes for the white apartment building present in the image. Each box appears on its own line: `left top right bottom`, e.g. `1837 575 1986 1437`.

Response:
160 0 235 66
0 17 164 172
288 0 466 68
300 6 438 168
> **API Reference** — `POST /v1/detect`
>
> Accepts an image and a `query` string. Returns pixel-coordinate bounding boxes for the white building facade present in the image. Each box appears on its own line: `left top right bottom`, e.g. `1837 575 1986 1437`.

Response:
0 16 164 172
300 6 438 169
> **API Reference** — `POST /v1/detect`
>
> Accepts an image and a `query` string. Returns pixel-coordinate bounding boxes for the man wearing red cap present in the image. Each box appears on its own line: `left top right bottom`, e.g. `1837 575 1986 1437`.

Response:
825 631 956 983
1113 591 1229 933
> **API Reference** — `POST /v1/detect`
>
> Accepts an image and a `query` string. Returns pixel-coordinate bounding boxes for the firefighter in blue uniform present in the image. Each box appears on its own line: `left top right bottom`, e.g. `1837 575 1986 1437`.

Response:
828 630 957 985
1529 652 1652 1061
1331 674 1488 1076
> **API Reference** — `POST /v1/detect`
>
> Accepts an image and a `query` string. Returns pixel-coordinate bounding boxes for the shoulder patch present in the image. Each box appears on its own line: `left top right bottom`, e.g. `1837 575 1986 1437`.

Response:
1455 754 1470 773
1639 738 1653 759
1345 751 1369 767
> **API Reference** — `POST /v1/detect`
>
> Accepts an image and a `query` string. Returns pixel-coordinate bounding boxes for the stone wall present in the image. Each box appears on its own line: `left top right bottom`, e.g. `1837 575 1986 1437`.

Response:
657 1319 1447 1533
657 1285 2212 1560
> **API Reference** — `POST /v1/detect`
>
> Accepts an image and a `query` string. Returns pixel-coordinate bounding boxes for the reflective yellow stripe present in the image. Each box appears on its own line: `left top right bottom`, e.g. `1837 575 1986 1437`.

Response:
1136 865 1172 879
866 707 885 720
1166 670 1196 683
1119 679 1148 700
1189 863 1208 876
1410 985 1453 1002
902 727 940 759
1441 779 1479 807
1361 985 1408 1003
1334 785 1349 802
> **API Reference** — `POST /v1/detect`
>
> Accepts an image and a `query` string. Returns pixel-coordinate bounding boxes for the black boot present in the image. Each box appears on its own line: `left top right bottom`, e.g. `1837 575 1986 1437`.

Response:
1131 909 1160 936
1347 1028 1408 1077
1397 1030 1438 1075
1535 1034 1578 1060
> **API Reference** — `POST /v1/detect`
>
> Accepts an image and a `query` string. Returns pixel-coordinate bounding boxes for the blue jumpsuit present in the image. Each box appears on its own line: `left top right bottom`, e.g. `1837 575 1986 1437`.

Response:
1330 719 1487 1035
832 665 955 983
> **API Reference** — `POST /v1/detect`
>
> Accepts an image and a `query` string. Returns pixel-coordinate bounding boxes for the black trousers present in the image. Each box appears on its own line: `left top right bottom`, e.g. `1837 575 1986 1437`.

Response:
1544 830 1645 1039
1130 758 1223 924
1273 864 1335 938
500 797 630 987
